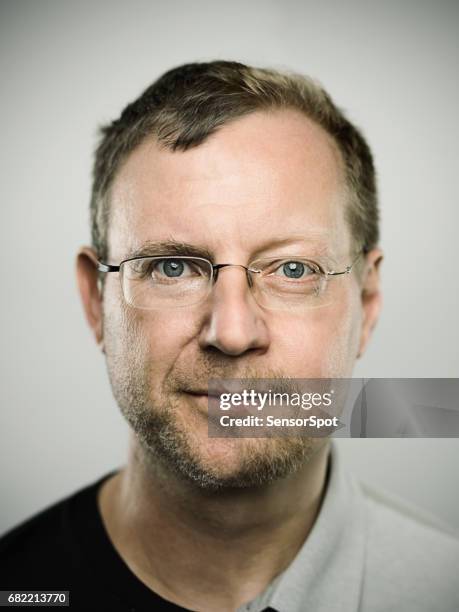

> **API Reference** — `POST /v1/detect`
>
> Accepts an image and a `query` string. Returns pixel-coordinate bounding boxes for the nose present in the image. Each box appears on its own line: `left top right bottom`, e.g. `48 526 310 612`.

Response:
198 265 270 357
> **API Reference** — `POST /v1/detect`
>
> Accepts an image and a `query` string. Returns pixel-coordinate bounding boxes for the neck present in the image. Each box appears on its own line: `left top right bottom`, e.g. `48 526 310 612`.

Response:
98 437 331 611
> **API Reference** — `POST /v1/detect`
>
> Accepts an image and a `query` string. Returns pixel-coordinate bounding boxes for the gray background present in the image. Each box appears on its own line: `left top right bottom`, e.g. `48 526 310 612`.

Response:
1 0 458 535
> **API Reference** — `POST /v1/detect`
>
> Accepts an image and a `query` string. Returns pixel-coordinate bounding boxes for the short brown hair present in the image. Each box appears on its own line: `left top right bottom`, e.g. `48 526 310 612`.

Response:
90 60 379 262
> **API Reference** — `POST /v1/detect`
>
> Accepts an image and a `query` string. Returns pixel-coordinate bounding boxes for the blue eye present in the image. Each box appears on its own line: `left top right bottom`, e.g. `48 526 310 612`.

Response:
276 261 316 279
283 261 304 278
152 258 209 280
159 259 185 277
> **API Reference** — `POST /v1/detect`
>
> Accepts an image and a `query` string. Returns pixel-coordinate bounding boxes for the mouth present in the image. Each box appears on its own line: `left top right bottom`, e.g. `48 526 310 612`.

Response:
182 391 223 416
185 389 230 398
182 389 261 422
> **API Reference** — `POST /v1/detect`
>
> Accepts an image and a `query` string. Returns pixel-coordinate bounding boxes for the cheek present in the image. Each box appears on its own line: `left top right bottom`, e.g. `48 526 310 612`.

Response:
103 275 198 378
271 289 361 377
126 308 197 376
320 286 362 376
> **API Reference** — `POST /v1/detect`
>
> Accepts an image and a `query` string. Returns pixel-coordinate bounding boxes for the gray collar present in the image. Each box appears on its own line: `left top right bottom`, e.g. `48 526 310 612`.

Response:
238 443 367 612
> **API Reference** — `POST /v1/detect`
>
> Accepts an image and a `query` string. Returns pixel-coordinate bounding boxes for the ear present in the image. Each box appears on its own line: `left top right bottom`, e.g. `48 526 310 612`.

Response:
76 246 104 352
357 248 383 359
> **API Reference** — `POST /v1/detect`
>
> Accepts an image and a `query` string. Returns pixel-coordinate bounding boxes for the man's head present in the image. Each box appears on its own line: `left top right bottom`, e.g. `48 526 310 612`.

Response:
77 60 382 491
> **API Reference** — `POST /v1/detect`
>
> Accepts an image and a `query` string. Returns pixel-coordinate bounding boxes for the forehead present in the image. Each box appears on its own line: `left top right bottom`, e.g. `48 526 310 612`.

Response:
108 109 349 261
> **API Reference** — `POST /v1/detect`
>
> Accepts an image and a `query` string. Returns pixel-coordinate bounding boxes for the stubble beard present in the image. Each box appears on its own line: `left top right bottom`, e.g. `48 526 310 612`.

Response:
104 316 325 492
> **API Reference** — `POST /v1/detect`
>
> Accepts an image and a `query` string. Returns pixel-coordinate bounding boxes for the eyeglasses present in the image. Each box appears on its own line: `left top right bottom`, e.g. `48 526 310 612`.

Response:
96 248 367 311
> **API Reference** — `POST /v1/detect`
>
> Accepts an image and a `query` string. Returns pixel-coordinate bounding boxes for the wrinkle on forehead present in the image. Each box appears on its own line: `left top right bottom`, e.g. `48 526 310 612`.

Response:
108 109 350 262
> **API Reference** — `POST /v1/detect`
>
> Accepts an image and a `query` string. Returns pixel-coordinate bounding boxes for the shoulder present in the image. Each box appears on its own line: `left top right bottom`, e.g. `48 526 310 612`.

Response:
357 478 459 611
0 472 114 590
1 494 71 558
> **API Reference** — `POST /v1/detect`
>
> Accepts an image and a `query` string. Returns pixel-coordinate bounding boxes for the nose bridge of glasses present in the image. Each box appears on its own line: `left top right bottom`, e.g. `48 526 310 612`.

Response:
212 263 258 288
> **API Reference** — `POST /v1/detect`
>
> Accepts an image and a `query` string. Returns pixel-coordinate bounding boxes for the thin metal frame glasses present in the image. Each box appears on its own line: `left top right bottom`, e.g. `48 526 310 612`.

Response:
96 248 367 311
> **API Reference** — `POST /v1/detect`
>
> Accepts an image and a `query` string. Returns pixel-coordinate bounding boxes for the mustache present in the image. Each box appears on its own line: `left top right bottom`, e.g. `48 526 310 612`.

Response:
169 363 308 395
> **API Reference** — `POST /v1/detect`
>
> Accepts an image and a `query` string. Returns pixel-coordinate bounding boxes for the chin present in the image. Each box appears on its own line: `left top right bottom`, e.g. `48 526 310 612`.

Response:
193 437 259 474
178 435 315 491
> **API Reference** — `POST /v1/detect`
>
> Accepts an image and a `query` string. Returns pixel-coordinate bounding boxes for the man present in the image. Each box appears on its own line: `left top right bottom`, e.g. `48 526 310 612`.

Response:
1 61 458 611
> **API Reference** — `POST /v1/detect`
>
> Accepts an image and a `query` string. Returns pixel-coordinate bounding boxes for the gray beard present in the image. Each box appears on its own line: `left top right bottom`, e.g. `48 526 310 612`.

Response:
122 402 318 491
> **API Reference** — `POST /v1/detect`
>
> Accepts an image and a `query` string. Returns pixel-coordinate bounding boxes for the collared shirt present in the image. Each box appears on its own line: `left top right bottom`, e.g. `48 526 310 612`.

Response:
238 442 459 612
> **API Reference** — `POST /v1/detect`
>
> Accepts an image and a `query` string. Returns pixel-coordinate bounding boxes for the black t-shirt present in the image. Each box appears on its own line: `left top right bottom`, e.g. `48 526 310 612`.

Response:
0 471 197 611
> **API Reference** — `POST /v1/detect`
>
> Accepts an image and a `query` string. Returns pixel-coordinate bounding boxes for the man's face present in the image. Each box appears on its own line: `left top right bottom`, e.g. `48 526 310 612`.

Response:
101 109 365 489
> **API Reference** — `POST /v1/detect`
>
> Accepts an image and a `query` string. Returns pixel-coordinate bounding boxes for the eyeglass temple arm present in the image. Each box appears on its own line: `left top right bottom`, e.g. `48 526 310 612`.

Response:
326 246 369 277
97 262 120 273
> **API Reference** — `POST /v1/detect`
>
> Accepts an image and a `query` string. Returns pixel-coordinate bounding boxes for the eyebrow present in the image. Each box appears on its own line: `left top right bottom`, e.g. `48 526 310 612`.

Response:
251 234 333 259
124 240 214 261
123 235 334 263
